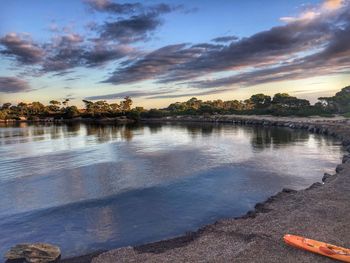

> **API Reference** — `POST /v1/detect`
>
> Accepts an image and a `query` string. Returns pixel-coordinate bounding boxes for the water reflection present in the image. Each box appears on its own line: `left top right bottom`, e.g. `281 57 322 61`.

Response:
0 122 344 259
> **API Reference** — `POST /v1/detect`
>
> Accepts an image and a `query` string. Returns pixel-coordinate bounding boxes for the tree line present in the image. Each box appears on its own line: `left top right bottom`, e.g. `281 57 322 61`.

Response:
0 86 349 120
0 96 143 120
143 86 350 118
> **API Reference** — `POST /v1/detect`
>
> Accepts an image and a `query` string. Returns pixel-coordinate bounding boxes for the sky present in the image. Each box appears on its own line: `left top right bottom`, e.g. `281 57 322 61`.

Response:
0 0 349 108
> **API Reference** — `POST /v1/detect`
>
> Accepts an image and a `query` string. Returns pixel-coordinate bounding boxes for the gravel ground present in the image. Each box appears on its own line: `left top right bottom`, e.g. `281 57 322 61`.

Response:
66 117 350 263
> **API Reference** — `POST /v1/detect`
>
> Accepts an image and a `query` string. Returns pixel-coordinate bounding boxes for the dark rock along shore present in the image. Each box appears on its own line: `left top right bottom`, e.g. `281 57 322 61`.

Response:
63 116 350 263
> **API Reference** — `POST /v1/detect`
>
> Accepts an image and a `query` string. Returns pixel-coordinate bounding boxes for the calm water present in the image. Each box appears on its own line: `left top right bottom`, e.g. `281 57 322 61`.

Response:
0 122 344 259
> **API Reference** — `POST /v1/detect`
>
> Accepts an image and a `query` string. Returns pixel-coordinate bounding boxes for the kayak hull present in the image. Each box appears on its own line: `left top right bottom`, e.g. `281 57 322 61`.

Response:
284 234 350 262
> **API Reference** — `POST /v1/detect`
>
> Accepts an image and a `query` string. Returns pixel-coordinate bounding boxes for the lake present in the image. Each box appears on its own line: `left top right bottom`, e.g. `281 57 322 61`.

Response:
0 122 344 259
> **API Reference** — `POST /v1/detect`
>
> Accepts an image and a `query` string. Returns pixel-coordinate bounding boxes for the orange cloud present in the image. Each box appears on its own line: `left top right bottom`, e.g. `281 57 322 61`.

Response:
323 0 343 10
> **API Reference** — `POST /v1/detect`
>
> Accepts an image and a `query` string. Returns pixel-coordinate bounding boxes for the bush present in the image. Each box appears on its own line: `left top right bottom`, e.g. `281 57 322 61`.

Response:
343 112 350 118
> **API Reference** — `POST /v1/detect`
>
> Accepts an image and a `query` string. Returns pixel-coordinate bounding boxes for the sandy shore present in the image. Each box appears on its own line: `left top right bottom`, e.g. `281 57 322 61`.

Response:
64 115 350 263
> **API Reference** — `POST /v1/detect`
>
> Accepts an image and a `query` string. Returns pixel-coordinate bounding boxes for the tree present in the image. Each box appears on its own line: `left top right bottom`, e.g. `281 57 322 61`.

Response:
82 100 94 116
109 103 120 114
1 103 11 110
62 99 70 107
0 110 7 120
63 106 79 118
48 100 61 113
272 93 310 108
120 96 132 112
29 102 45 115
17 102 28 116
250 94 271 109
93 100 110 115
319 86 350 113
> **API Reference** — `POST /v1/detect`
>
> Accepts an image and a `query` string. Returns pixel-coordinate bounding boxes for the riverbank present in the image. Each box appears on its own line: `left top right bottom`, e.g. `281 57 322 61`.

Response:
0 116 135 125
65 115 350 262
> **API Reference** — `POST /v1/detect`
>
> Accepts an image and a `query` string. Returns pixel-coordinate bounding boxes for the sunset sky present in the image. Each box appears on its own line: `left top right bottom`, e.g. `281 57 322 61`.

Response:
0 0 349 108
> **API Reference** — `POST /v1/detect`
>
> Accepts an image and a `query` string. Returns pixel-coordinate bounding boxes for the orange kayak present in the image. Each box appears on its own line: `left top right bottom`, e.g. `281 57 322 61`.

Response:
284 234 350 262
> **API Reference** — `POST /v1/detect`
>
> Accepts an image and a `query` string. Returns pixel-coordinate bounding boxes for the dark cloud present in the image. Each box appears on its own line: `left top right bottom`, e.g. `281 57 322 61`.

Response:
86 0 181 15
0 1 183 76
40 34 135 73
0 77 31 93
52 70 76 77
64 77 80 81
99 12 164 43
103 44 205 84
0 33 44 64
162 20 334 83
211 35 239 43
191 43 223 50
191 11 350 89
85 89 172 100
83 43 134 67
148 88 232 99
85 0 142 14
88 1 181 44
41 34 85 72
104 2 350 87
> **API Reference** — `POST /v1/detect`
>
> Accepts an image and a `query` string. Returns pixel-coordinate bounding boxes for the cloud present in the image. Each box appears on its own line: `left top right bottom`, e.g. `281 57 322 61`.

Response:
281 0 345 23
1 0 348 94
85 0 181 15
87 1 181 44
0 33 45 64
105 13 335 85
39 33 135 73
191 20 350 89
148 88 232 99
323 0 344 10
85 0 142 14
105 1 350 89
103 44 205 84
211 35 239 43
0 1 184 76
83 43 135 67
0 31 136 74
0 77 31 93
85 89 173 100
99 13 162 43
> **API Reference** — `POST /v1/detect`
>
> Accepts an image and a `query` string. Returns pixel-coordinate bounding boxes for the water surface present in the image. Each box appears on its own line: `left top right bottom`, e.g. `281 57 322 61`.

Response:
0 122 344 258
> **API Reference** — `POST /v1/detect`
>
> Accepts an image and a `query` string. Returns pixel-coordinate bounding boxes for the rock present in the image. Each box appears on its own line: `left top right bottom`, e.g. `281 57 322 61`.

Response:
281 188 297 193
342 138 350 146
5 243 61 263
322 173 333 182
306 182 323 190
336 164 345 173
343 154 350 164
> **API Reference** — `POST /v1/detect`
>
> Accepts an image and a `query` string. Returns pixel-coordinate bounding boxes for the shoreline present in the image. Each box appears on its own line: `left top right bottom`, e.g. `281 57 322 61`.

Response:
49 116 350 262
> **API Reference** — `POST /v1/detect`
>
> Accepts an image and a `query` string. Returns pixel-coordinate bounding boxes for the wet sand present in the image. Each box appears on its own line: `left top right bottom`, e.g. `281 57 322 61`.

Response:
65 116 350 262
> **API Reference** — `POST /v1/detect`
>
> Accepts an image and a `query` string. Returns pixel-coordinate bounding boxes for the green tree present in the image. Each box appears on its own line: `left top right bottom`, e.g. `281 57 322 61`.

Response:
0 110 7 120
319 86 350 113
272 93 309 108
120 96 132 112
110 103 120 114
250 94 272 109
62 99 70 107
48 100 61 113
63 106 80 118
1 103 11 110
29 102 45 115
